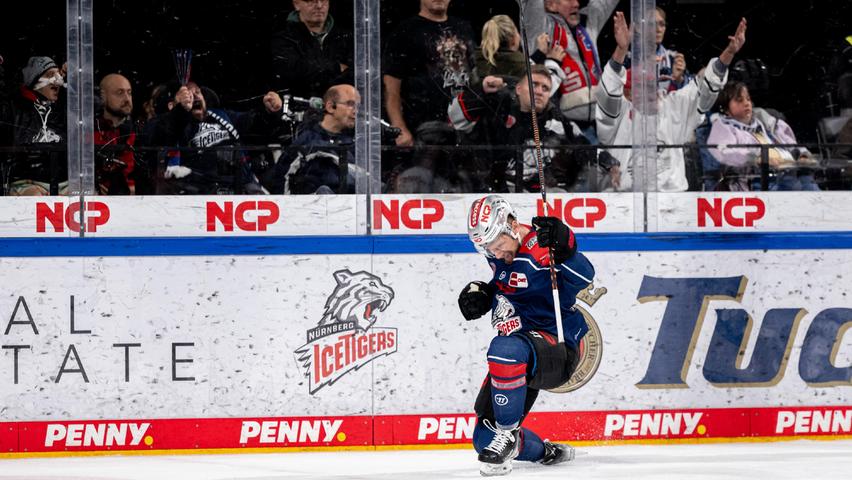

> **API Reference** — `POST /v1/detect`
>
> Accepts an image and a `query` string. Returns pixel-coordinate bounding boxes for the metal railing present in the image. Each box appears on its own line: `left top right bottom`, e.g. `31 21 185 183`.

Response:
2 142 852 196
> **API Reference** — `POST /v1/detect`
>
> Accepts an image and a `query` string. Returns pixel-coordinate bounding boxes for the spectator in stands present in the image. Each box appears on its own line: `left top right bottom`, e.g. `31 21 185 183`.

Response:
706 81 819 191
141 83 171 122
95 73 147 195
525 0 618 139
271 0 353 99
383 0 477 147
651 7 692 93
449 65 609 192
475 15 527 80
0 56 67 195
596 12 746 192
144 81 284 194
274 84 359 194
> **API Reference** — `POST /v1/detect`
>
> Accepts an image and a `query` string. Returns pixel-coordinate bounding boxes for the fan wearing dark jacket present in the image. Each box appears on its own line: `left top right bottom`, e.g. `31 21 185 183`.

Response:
273 84 360 194
270 1 353 99
0 56 67 195
144 82 284 194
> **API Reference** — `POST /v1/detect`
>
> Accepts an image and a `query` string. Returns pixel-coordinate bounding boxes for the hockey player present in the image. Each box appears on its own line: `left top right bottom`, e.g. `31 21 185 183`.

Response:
458 194 595 476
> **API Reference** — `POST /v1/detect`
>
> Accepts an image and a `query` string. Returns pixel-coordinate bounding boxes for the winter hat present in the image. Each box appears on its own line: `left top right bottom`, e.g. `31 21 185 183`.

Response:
22 56 58 88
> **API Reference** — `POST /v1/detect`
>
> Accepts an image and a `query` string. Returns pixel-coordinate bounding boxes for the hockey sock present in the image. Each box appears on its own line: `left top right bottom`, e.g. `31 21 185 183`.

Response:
486 335 531 428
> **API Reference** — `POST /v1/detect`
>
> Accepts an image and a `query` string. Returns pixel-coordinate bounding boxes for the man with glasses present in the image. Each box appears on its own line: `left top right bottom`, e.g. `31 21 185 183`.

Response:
275 84 360 194
458 195 595 476
271 0 353 99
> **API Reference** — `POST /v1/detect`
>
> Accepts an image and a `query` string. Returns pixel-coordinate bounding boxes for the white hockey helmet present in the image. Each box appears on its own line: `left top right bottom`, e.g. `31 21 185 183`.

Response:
467 195 519 257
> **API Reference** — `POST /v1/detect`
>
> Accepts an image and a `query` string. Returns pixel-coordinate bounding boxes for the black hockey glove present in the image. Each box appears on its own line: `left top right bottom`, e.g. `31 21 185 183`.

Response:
458 281 495 321
532 216 577 264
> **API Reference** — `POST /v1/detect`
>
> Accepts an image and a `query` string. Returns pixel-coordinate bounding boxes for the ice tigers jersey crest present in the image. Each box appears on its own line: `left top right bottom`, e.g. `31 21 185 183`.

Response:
492 294 522 336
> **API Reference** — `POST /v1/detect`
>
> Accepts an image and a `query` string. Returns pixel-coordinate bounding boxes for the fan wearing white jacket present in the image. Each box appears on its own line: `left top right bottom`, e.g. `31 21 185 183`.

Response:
595 12 747 192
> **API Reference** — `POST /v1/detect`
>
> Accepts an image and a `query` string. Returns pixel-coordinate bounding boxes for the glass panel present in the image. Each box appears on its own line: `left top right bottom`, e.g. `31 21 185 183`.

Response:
375 0 852 196
91 0 357 197
378 0 626 195
355 0 382 233
639 0 852 192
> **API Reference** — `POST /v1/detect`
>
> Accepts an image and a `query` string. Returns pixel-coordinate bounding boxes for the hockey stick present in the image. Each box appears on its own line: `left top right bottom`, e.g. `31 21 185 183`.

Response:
516 0 565 344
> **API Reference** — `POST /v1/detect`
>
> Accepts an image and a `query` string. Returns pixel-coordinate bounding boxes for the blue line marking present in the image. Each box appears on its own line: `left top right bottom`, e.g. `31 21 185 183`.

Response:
2 232 852 257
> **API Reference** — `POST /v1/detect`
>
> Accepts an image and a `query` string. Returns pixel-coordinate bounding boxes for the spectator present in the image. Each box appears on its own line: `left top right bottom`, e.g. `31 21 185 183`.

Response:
141 83 171 122
145 81 284 194
652 7 692 93
0 56 67 195
449 65 609 192
275 84 360 194
475 15 527 80
836 117 852 161
271 0 353 99
383 0 477 147
525 0 618 137
706 81 819 191
595 12 746 192
95 73 145 194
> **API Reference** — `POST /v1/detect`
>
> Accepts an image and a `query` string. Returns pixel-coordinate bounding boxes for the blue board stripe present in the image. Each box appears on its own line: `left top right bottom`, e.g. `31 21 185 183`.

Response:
2 232 852 257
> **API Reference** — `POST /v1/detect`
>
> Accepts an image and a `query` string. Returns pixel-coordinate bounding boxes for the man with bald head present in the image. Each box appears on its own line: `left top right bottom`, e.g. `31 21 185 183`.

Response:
275 83 360 194
95 73 141 194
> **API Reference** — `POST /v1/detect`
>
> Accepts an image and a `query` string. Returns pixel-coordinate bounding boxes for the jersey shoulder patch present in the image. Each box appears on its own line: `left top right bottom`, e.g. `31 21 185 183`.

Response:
518 229 551 267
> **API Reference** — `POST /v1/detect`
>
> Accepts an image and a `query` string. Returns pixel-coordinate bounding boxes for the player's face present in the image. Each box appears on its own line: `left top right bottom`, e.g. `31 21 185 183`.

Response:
487 233 520 264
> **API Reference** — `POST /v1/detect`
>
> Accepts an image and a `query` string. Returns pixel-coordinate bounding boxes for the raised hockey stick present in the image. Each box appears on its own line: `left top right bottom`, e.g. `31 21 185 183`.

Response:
516 0 565 344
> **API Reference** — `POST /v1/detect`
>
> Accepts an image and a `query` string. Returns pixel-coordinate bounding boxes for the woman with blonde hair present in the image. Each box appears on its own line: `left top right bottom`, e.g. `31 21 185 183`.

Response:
475 15 527 79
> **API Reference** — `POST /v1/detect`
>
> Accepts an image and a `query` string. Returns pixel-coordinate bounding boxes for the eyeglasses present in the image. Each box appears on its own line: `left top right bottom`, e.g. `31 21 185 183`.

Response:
300 0 329 5
337 100 359 109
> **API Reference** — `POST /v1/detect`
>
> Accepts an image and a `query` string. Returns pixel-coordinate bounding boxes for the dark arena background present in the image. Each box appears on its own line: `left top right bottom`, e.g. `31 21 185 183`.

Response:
2 0 849 141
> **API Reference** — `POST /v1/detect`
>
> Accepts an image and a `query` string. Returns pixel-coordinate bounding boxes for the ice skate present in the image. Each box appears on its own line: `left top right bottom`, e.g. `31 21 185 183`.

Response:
478 421 520 476
540 440 575 465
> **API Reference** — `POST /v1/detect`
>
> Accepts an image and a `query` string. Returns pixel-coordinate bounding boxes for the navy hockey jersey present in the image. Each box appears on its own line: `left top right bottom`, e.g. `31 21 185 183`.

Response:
486 226 594 349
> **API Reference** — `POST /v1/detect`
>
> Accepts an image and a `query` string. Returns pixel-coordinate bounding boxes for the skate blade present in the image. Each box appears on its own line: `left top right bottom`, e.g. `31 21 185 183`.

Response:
480 460 513 477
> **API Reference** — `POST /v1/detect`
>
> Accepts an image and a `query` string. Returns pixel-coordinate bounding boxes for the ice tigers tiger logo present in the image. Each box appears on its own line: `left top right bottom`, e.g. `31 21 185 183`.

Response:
492 294 522 336
317 269 394 332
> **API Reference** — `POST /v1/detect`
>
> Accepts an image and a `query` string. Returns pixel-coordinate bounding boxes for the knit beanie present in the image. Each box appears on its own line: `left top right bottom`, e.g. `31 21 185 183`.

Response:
22 56 58 88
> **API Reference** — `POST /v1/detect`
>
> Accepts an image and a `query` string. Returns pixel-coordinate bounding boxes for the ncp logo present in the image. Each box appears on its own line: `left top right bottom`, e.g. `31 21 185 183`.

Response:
36 201 110 233
373 199 444 230
537 198 607 228
206 201 280 232
697 197 765 227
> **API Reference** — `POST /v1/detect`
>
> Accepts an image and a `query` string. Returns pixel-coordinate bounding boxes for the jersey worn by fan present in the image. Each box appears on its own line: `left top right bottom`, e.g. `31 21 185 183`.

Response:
485 226 594 349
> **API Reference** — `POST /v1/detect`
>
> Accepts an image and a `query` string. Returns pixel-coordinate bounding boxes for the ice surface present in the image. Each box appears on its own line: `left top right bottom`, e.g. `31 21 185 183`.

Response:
2 439 852 479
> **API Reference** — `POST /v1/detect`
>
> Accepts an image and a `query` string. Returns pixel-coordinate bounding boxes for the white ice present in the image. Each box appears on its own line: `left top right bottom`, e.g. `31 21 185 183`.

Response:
2 440 852 479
